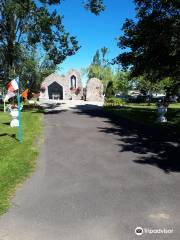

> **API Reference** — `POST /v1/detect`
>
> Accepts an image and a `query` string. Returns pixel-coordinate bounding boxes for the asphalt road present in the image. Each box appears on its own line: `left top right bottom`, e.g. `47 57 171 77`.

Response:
0 105 180 240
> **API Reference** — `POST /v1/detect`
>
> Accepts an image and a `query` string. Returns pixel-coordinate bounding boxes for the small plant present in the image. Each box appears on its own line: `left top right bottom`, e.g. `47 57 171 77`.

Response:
104 97 125 108
40 86 46 93
75 87 81 95
70 87 81 95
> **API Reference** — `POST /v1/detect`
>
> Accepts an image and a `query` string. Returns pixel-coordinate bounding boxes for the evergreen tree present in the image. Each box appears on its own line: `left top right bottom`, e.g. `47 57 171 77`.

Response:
105 81 115 98
92 50 101 66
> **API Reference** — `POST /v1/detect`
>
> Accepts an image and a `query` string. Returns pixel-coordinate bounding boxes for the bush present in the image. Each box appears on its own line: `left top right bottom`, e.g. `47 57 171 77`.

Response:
104 97 125 107
105 81 115 98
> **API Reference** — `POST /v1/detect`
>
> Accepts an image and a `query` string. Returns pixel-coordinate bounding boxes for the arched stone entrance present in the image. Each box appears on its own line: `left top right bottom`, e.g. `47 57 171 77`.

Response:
48 81 63 100
70 75 77 89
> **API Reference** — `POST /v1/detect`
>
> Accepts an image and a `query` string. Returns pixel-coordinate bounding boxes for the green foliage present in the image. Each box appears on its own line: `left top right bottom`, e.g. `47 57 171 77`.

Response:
115 0 180 93
87 64 114 89
0 0 105 85
105 81 115 98
104 97 125 107
90 47 109 68
87 49 132 95
0 0 80 83
132 76 180 98
113 71 130 94
22 49 57 93
100 67 114 89
84 0 105 15
7 46 57 94
87 64 102 79
134 76 165 94
87 47 115 90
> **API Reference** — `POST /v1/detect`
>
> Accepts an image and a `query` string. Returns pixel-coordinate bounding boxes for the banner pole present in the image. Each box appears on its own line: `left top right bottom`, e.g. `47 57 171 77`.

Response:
17 88 22 143
4 100 6 112
3 87 6 112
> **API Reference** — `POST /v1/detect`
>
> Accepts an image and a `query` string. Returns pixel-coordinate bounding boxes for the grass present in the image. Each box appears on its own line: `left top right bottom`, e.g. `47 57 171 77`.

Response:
0 108 43 214
104 102 180 136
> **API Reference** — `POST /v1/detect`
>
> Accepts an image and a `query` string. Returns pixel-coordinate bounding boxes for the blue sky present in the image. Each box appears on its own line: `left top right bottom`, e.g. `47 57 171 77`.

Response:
53 0 136 85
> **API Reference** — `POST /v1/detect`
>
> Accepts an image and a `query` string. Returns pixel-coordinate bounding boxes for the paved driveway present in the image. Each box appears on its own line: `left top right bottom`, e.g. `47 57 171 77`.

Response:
0 103 180 240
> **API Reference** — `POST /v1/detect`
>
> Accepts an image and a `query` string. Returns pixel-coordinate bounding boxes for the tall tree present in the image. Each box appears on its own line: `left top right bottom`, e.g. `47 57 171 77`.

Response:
101 46 108 67
115 0 180 96
19 47 57 93
0 0 105 84
105 81 115 98
87 48 114 89
92 50 101 66
133 76 166 95
114 71 130 95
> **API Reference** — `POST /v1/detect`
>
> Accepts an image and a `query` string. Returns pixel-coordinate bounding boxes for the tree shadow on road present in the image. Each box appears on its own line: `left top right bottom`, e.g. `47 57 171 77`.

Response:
44 109 67 114
72 105 180 174
0 133 18 141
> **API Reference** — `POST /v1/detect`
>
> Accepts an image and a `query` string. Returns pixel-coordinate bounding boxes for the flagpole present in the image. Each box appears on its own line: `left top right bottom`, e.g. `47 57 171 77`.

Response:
17 83 22 143
4 100 6 112
3 87 6 112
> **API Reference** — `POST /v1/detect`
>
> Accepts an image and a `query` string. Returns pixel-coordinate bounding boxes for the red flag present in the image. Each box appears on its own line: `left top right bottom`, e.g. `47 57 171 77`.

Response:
7 77 19 92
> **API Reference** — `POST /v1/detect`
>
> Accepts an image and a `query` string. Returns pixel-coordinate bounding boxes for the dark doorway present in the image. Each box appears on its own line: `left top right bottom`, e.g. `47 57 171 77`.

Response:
48 82 63 100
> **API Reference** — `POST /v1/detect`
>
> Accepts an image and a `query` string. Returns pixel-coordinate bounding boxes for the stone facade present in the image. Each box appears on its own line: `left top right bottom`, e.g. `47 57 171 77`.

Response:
86 78 104 102
39 69 83 100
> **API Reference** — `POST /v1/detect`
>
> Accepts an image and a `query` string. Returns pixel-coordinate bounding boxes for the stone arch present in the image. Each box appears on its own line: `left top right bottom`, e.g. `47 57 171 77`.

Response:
48 81 63 100
70 75 77 89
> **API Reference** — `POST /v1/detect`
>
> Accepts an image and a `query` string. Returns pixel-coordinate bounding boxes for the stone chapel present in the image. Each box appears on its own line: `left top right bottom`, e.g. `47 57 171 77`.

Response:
39 69 104 102
39 69 83 100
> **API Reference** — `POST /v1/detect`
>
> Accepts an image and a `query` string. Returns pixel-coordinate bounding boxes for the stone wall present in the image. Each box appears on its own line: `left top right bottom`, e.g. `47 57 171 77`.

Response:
86 78 104 102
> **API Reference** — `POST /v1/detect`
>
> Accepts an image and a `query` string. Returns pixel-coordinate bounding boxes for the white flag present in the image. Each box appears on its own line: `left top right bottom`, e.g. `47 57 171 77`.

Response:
4 91 16 102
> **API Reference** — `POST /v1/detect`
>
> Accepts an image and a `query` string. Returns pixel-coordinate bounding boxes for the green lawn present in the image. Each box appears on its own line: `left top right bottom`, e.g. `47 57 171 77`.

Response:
104 103 180 136
0 109 43 214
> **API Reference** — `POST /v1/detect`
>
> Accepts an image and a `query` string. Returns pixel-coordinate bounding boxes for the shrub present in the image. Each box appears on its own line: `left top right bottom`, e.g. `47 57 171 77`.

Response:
104 97 125 107
75 87 81 95
105 81 115 98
